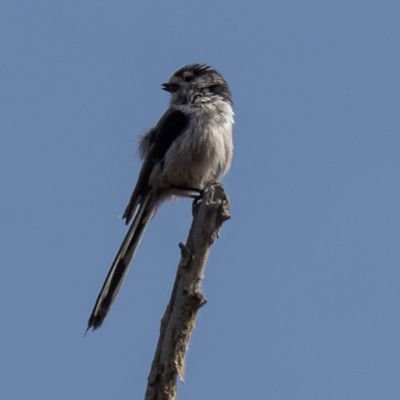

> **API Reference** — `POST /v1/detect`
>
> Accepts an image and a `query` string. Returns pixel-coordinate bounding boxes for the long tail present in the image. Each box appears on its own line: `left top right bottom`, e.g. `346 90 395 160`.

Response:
87 194 154 331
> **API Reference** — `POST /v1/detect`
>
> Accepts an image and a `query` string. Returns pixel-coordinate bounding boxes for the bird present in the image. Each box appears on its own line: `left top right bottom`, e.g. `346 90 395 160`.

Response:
87 64 234 331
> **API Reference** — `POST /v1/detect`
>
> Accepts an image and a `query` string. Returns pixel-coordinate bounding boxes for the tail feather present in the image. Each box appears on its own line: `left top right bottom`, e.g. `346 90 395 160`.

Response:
87 195 154 331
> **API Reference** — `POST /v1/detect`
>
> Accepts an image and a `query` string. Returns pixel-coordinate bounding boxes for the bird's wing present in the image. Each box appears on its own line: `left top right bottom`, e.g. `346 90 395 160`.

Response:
122 108 189 224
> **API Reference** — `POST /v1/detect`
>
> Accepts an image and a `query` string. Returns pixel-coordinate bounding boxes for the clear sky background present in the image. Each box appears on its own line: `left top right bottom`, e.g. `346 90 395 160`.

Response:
1 1 400 399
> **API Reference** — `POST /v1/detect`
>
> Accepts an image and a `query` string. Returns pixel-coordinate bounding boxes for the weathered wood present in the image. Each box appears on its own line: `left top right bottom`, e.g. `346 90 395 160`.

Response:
144 183 230 400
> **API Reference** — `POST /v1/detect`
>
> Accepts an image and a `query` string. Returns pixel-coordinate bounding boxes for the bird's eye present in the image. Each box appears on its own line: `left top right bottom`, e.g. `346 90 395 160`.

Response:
183 72 194 82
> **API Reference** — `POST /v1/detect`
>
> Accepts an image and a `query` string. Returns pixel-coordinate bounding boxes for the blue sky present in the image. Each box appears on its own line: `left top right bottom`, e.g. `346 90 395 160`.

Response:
1 1 400 399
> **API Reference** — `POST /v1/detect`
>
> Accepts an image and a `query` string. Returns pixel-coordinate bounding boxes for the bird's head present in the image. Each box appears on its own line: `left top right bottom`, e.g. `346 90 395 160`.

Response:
162 64 232 106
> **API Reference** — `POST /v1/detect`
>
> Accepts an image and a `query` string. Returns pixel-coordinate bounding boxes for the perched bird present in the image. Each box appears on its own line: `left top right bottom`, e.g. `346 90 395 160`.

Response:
87 64 234 331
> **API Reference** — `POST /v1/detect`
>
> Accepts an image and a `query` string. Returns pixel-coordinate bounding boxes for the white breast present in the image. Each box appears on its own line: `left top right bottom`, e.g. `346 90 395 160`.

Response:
152 101 234 190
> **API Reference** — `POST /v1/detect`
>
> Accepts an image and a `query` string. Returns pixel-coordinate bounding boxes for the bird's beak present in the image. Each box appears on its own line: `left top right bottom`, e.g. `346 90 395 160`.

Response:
161 82 179 93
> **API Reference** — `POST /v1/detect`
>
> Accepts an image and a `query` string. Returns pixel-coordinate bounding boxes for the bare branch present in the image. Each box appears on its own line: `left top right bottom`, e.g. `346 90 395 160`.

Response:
144 183 230 400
